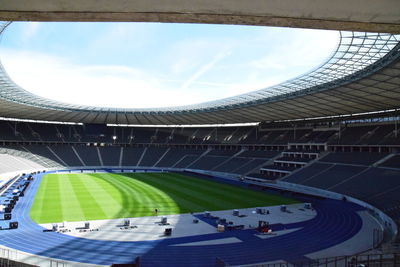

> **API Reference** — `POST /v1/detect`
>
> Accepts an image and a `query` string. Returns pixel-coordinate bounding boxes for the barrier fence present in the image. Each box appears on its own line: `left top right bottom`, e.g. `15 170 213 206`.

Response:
0 247 68 267
1 245 399 267
236 253 400 267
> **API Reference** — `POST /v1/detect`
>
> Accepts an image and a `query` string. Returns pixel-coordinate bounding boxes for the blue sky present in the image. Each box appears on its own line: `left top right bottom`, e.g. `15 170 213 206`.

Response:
0 22 338 108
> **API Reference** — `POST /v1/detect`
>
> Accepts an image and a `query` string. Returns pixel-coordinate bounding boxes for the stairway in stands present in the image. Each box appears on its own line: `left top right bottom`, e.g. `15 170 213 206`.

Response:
247 143 326 181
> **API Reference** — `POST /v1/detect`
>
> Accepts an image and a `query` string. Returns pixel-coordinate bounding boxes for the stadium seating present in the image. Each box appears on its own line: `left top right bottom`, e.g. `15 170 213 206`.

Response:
73 146 101 166
155 148 205 167
22 145 65 165
174 155 200 168
1 120 400 226
238 150 279 158
234 158 270 174
283 163 334 184
320 152 388 165
300 165 367 189
0 120 398 146
331 168 400 200
189 156 229 170
139 147 168 166
0 153 44 175
282 155 400 224
98 146 121 166
121 147 145 166
213 157 253 173
379 154 400 168
50 145 83 166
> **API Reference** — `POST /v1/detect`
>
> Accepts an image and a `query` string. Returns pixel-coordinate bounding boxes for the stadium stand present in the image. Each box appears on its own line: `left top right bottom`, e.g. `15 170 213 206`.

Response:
1 120 400 258
121 147 145 166
320 152 389 165
331 168 400 200
239 150 280 158
379 154 400 168
300 165 368 189
281 151 400 227
139 147 169 166
155 148 204 167
189 155 229 170
233 158 270 174
50 145 83 166
98 146 121 166
213 157 253 172
0 153 43 175
73 146 101 166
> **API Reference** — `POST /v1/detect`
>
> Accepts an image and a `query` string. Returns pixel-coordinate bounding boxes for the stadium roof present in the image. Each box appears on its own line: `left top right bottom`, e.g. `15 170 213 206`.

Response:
0 21 399 125
0 0 399 33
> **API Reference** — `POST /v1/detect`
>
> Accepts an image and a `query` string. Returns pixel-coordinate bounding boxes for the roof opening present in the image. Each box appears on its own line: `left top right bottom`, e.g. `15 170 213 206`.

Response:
0 22 338 109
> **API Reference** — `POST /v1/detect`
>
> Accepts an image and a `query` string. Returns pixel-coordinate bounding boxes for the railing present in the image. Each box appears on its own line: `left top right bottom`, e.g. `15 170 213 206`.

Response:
0 247 67 267
232 253 400 267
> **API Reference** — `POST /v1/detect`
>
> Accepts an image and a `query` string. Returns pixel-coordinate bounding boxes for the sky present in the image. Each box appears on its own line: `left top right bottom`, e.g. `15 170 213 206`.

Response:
0 22 339 109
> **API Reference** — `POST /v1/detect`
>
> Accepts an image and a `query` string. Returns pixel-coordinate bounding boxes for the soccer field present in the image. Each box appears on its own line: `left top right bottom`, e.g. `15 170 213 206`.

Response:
30 172 299 224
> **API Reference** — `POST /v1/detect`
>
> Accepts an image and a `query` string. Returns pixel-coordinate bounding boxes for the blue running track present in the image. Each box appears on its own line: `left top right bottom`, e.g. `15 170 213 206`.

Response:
0 172 365 266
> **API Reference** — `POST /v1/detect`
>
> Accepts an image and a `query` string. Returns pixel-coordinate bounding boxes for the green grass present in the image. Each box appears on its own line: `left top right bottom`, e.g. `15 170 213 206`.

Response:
30 172 299 224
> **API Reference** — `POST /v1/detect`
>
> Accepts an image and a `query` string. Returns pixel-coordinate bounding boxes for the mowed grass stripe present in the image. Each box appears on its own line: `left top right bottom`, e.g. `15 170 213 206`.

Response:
130 173 236 212
31 172 299 223
154 173 266 206
29 173 50 222
168 172 297 206
99 172 158 217
130 173 298 210
130 173 207 213
104 173 180 216
69 175 108 220
132 173 206 213
31 174 63 223
93 173 176 218
58 174 86 222
79 174 123 218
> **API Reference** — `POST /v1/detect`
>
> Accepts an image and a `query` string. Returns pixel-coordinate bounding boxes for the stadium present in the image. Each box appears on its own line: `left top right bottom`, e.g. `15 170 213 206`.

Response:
0 1 400 267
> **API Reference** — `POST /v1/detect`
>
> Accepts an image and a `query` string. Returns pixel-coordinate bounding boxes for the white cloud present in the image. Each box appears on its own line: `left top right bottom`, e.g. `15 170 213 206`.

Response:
167 39 233 75
0 25 340 109
180 49 231 90
89 23 155 50
249 29 339 72
0 49 230 108
20 22 40 42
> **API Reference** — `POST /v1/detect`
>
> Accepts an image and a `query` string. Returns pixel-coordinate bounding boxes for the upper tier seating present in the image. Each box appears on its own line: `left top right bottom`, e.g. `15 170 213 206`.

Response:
0 120 398 146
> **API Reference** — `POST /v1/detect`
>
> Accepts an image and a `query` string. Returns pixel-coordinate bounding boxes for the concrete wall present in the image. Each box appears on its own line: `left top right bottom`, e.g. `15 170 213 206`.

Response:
0 0 399 33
